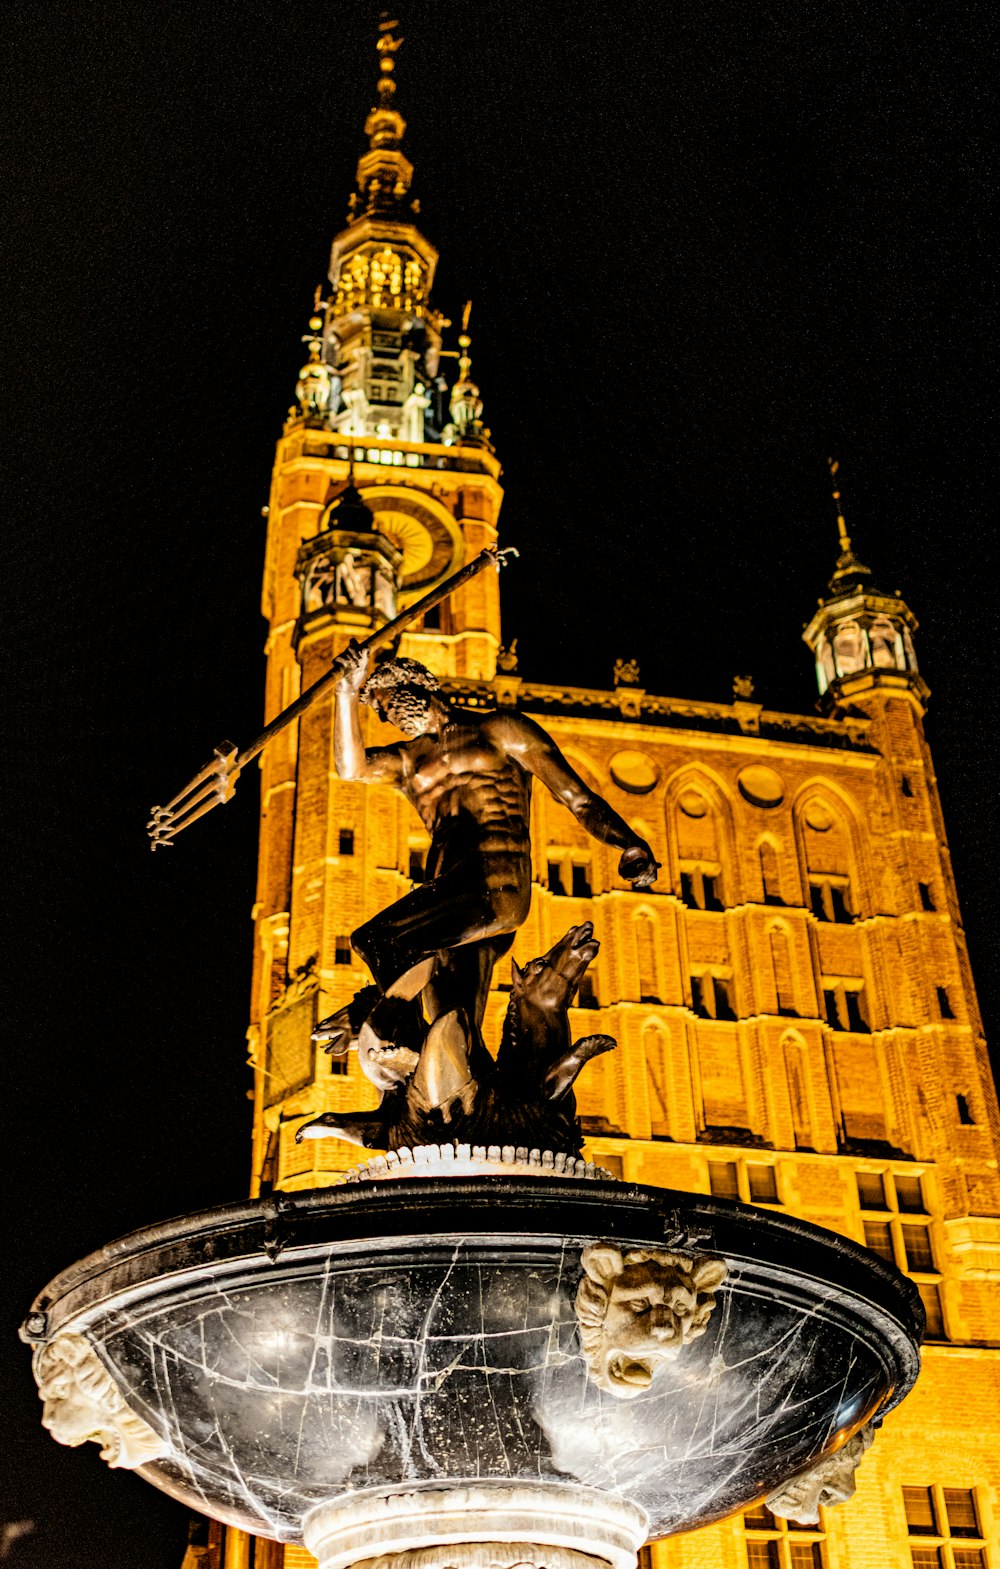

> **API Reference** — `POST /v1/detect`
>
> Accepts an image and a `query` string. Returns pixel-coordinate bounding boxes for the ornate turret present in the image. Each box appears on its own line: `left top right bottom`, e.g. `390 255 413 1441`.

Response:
802 461 928 712
295 473 401 645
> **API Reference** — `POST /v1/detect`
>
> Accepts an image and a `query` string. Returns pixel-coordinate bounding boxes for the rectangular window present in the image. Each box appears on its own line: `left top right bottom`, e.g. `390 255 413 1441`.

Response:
577 972 598 1009
691 972 736 1021
702 871 724 911
334 936 352 965
691 974 709 1018
338 828 355 856
709 1161 740 1200
747 1164 779 1203
548 861 567 896
825 983 868 1032
328 1053 348 1077
714 975 737 1020
746 1543 781 1569
936 986 955 1020
845 988 868 1031
943 1490 980 1538
863 1221 895 1264
901 1224 935 1273
918 1283 945 1339
856 1172 888 1210
918 882 936 911
788 1546 823 1569
409 847 426 883
823 988 843 1030
903 1487 938 1535
810 877 853 923
894 1175 926 1214
743 1504 776 1531
680 864 725 911
904 1486 987 1569
571 862 592 898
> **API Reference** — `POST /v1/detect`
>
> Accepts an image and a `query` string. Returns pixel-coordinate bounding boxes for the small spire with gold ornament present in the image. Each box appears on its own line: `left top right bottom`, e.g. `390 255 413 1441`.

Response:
447 300 490 445
826 457 872 592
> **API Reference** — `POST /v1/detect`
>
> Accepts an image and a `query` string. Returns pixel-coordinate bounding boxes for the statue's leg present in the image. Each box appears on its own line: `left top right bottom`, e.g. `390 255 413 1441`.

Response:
352 871 519 994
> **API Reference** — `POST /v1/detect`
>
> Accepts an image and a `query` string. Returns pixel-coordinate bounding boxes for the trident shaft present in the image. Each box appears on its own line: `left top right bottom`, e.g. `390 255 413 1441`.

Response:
148 545 518 849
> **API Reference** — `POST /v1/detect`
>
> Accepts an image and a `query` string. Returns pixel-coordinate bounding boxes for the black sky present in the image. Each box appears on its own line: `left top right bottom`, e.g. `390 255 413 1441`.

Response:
2 3 997 1564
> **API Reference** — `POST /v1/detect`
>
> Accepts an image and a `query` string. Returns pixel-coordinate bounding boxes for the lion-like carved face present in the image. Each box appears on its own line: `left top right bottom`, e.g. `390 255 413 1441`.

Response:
34 1333 165 1470
766 1422 876 1524
576 1244 727 1397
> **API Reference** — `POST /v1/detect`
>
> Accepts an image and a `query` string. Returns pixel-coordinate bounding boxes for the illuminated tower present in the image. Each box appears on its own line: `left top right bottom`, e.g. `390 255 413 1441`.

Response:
233 38 1000 1569
248 24 502 1206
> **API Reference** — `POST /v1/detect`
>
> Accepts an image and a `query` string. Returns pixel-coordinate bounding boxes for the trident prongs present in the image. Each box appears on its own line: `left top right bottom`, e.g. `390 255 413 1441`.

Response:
148 742 239 851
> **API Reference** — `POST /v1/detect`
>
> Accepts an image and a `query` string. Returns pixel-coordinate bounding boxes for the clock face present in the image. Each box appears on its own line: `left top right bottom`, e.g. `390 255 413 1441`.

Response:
365 488 463 596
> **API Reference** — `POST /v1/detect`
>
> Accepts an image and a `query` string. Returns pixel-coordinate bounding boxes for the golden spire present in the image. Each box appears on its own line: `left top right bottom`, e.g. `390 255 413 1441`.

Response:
825 457 872 593
346 17 415 224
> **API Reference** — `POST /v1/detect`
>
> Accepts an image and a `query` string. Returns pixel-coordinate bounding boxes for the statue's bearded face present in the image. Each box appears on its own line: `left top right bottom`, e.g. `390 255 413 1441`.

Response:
379 684 438 736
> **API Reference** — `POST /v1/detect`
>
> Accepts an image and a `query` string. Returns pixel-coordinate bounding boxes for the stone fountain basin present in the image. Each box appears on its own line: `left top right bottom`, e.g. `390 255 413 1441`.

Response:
22 1177 921 1545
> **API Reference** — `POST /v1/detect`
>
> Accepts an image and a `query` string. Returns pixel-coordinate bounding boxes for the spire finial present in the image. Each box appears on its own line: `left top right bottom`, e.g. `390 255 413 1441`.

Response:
828 457 852 553
375 16 403 107
346 15 414 223
825 456 872 593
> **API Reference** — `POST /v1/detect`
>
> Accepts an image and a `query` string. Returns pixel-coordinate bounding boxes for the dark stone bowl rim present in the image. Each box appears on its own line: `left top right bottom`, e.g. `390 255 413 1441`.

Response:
23 1175 923 1410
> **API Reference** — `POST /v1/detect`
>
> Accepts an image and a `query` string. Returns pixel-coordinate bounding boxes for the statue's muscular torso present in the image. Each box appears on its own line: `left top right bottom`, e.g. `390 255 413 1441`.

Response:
398 713 534 854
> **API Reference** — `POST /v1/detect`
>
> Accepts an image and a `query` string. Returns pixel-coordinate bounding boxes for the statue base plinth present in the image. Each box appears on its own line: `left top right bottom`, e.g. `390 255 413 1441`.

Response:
302 1482 648 1569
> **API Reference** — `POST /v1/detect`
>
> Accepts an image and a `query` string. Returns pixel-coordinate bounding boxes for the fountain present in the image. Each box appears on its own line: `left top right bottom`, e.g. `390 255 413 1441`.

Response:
22 617 922 1569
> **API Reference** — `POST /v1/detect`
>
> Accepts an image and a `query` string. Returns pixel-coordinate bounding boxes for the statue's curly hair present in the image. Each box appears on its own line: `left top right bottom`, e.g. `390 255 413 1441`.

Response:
360 656 441 709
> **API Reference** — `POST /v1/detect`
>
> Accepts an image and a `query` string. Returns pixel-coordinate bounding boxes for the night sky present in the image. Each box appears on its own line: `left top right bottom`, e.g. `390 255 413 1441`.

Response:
2 3 997 1563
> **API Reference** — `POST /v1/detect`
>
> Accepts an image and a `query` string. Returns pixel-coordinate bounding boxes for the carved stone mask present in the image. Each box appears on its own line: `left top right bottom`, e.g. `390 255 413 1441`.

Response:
575 1244 727 1398
34 1333 166 1470
766 1421 877 1524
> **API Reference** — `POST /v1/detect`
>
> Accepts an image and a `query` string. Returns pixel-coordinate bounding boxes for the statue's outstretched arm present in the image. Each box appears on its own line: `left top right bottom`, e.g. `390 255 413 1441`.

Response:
334 642 404 784
496 713 658 888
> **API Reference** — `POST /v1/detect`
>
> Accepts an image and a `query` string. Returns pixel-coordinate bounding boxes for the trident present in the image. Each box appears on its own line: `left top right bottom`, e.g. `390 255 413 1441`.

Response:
147 545 518 849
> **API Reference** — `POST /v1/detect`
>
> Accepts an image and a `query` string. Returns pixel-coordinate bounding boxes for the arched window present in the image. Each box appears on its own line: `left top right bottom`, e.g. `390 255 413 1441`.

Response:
798 796 855 922
673 785 726 910
769 926 797 1016
759 841 784 905
643 1023 671 1138
635 913 660 1003
782 1033 812 1150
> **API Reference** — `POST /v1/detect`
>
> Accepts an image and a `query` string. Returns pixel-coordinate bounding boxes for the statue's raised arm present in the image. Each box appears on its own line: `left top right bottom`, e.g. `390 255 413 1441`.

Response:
489 709 660 889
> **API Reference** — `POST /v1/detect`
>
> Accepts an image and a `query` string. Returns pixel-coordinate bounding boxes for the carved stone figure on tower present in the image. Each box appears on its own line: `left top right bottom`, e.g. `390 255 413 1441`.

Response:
297 642 658 1150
